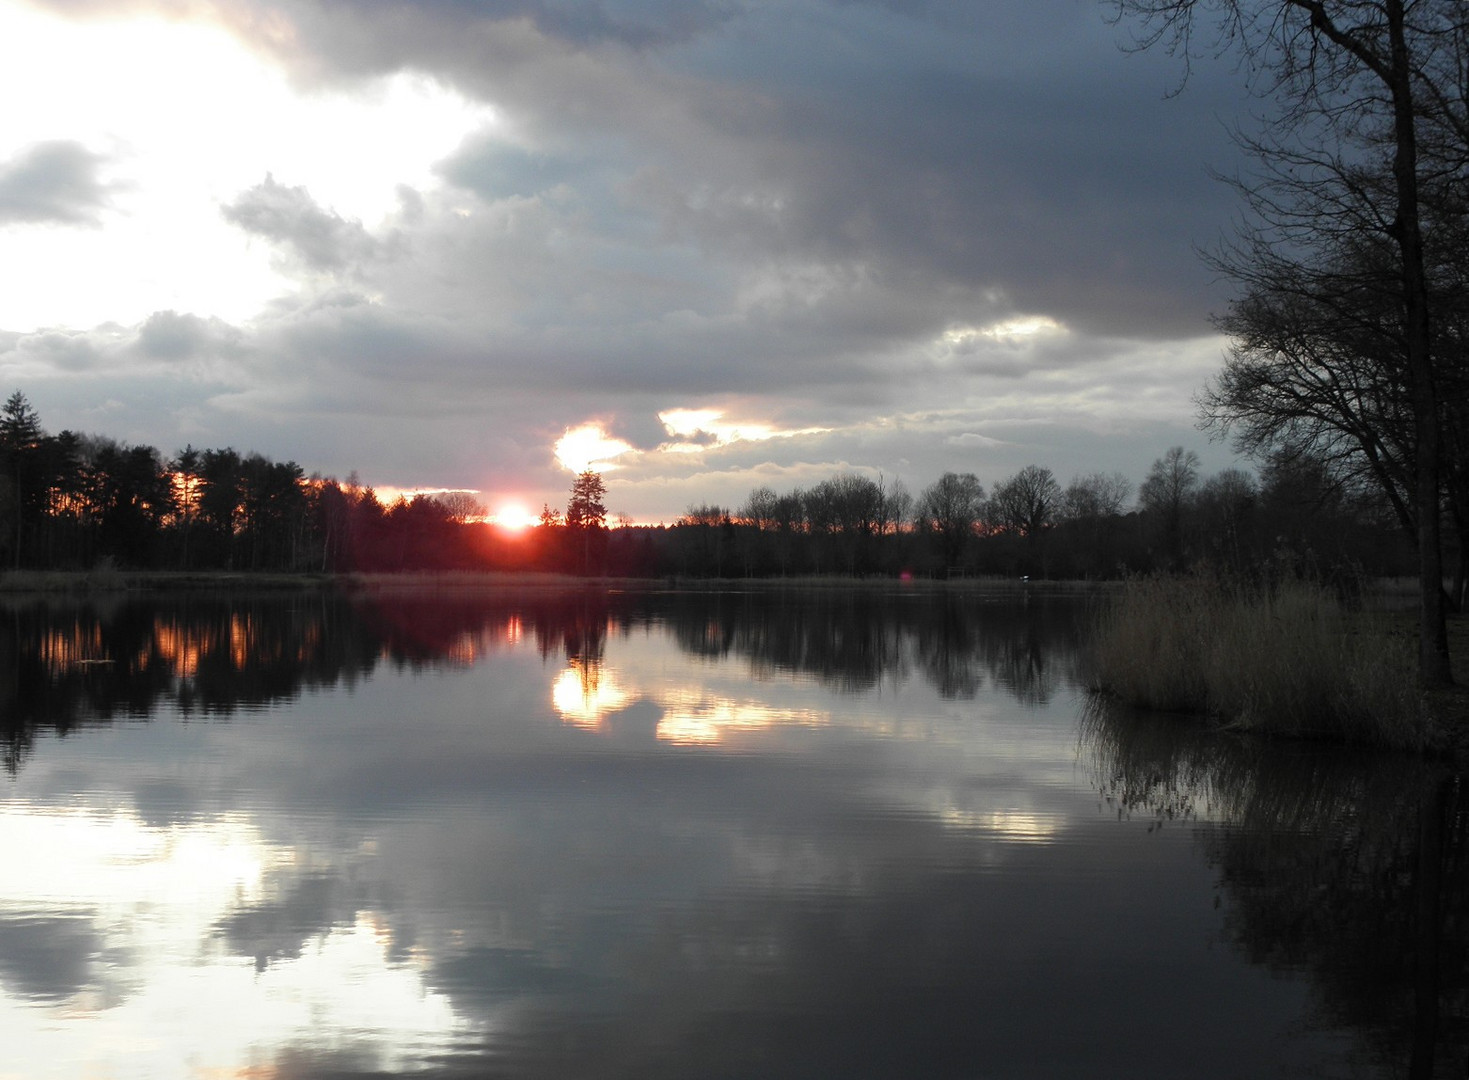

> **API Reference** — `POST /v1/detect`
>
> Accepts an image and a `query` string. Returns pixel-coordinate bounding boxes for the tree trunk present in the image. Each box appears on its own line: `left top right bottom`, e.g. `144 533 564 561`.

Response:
1384 0 1453 685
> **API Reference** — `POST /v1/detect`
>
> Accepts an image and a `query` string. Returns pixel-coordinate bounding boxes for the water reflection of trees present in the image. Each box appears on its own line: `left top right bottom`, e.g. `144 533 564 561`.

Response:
655 589 1090 704
0 590 636 772
1083 697 1468 1077
2 588 1095 773
0 595 381 772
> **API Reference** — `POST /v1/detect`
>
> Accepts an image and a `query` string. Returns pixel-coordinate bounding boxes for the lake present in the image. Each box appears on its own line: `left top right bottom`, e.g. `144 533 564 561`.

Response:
0 586 1463 1079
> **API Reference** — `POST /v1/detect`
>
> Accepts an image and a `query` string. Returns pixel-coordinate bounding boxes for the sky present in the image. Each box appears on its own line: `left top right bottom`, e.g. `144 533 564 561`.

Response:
0 0 1258 524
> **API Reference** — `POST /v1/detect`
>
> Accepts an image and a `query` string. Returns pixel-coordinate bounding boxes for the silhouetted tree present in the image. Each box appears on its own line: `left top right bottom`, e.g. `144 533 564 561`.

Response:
1055 471 1134 577
83 439 173 566
566 471 606 530
990 465 1060 539
989 466 1062 576
0 391 43 568
1193 467 1258 569
1139 447 1200 567
1061 472 1132 521
566 470 607 574
172 446 202 569
916 472 985 572
1113 0 1465 682
432 491 486 525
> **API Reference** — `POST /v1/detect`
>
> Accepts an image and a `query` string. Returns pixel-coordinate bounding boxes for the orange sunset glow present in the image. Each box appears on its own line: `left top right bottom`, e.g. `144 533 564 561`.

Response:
489 503 538 531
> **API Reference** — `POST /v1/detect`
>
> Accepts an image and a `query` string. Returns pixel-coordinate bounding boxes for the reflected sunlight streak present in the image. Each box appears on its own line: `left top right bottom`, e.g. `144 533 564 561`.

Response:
551 661 633 728
936 806 1063 843
654 687 828 745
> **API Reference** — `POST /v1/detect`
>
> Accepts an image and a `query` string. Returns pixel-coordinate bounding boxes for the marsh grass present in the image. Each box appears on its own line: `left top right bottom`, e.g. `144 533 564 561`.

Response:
1089 574 1432 750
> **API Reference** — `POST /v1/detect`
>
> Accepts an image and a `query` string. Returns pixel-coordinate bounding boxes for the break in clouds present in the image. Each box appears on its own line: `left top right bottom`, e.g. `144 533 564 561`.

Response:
0 0 1252 518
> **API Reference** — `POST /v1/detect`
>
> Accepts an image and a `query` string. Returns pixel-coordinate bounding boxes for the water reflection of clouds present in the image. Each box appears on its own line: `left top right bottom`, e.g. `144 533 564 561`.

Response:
0 806 475 1079
550 657 830 745
4 595 1408 1076
654 687 828 745
935 806 1065 843
551 659 633 729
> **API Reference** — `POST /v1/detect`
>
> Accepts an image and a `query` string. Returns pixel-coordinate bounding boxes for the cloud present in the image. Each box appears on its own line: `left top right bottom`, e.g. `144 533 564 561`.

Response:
131 0 1244 334
135 310 246 362
0 141 115 226
945 432 1009 449
554 422 635 473
221 174 383 273
0 915 103 1001
2 0 1258 519
656 407 828 454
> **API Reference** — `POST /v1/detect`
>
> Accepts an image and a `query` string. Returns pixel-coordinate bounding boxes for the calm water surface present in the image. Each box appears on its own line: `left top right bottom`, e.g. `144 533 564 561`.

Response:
0 587 1463 1079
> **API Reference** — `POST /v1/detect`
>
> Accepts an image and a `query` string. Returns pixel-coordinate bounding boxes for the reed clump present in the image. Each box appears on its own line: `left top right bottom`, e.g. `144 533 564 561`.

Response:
1089 574 1431 750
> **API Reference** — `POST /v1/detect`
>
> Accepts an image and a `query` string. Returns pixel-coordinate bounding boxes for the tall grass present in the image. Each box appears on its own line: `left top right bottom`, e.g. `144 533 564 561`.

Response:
1089 574 1431 750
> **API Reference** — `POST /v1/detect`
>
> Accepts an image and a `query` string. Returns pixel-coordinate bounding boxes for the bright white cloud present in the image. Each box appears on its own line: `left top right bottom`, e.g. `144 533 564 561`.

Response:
941 316 1067 351
0 2 493 330
656 407 828 454
553 422 635 473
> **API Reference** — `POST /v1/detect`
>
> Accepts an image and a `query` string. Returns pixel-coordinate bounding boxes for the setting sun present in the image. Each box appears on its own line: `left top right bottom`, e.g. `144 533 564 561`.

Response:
489 503 539 531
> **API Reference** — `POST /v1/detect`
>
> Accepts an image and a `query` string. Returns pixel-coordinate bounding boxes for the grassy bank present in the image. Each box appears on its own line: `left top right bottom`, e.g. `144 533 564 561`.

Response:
1088 575 1453 753
0 568 338 593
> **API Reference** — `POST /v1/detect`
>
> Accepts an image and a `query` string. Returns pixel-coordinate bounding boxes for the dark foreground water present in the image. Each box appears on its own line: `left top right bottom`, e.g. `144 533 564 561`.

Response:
0 587 1463 1079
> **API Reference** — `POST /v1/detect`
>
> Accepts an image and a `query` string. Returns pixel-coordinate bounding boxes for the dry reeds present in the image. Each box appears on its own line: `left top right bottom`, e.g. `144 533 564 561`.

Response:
1088 574 1431 750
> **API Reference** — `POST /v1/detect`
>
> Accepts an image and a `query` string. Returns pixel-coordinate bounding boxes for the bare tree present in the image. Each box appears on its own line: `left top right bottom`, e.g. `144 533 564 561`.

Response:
1111 0 1465 682
915 472 985 569
738 485 780 531
1139 446 1201 565
990 465 1061 538
431 490 487 525
1061 471 1133 521
880 477 914 536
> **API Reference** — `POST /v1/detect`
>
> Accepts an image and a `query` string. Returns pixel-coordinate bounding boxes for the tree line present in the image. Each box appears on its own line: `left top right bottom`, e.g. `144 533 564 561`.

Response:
0 388 1419 583
663 448 1416 583
0 390 504 574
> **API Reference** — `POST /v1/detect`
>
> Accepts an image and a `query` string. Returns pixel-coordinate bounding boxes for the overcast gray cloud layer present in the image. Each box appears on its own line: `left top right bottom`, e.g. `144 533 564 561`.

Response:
3 0 1254 518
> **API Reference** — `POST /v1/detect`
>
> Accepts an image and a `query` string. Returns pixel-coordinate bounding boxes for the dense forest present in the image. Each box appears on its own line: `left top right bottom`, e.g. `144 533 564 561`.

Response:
0 389 1427 584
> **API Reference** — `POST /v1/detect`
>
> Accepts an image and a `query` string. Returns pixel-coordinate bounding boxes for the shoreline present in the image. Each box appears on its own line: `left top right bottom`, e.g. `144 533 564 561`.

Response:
0 568 1104 595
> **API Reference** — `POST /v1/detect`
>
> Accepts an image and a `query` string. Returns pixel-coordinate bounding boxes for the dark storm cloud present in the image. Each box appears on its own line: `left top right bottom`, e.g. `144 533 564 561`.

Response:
189 0 1246 337
428 0 738 49
0 141 114 226
221 174 383 272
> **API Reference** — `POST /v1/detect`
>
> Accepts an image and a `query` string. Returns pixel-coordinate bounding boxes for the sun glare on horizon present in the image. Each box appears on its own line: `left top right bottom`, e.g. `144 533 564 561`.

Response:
490 503 538 531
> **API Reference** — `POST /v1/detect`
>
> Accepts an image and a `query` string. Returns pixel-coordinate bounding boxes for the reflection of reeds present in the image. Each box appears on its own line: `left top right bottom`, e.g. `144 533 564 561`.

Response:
1088 575 1431 750
1084 692 1468 1072
1081 692 1437 829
